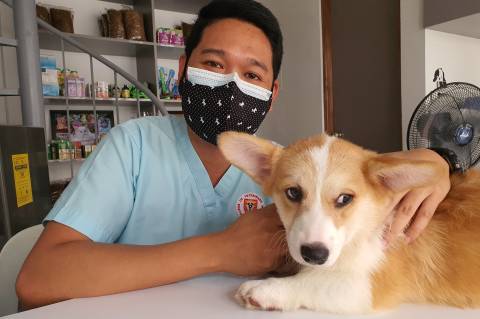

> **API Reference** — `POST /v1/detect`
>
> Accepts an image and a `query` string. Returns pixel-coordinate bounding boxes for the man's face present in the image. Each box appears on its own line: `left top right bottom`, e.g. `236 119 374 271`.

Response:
180 18 279 94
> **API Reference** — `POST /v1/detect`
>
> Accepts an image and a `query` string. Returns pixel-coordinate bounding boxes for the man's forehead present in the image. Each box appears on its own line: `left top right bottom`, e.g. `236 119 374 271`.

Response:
198 19 272 55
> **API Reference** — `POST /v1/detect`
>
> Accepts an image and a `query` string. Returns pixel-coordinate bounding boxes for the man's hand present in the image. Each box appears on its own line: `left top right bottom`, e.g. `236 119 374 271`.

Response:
385 149 451 244
216 204 288 276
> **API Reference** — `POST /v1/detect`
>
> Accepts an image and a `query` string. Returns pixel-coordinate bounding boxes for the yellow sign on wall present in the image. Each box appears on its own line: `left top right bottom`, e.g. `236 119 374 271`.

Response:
11 153 34 207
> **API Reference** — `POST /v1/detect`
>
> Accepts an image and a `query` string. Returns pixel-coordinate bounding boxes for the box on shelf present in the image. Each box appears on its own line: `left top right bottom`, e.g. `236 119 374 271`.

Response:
156 27 184 47
40 55 60 96
158 66 180 100
66 78 86 97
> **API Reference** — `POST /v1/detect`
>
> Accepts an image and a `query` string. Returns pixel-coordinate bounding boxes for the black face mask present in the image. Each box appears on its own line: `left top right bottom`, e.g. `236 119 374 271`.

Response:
181 67 272 145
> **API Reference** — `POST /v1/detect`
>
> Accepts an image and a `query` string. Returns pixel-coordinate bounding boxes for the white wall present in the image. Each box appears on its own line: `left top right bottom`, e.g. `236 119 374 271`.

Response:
400 0 426 150
425 29 480 93
154 9 196 29
256 0 324 146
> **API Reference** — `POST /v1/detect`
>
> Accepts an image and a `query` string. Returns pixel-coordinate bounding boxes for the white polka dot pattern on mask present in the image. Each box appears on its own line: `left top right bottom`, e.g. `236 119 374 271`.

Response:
181 79 271 145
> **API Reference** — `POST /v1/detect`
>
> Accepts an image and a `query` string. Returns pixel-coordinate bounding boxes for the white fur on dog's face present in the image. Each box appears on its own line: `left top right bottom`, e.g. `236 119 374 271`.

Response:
270 136 388 268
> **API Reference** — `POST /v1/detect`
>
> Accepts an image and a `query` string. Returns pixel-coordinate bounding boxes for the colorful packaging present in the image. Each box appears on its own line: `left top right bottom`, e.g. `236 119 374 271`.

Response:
76 78 85 97
158 66 177 98
157 28 170 45
172 28 184 46
40 55 59 96
96 81 109 98
67 78 77 97
156 27 184 46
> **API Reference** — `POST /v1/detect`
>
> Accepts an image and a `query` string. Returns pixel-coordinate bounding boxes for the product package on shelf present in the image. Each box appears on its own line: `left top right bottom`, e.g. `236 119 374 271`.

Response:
50 7 74 33
50 110 114 149
158 66 180 100
107 9 126 39
102 8 146 40
36 4 51 24
96 81 109 98
65 71 85 98
123 9 146 41
156 27 184 47
40 55 59 96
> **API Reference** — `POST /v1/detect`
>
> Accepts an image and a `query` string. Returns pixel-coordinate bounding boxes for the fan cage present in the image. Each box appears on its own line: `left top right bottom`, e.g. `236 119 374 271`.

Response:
407 82 480 170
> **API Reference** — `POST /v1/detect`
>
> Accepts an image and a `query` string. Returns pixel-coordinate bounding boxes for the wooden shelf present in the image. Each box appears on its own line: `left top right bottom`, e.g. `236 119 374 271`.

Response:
44 96 153 105
165 105 182 112
48 159 86 164
157 44 185 59
0 88 19 96
39 30 154 57
44 96 181 103
0 36 17 47
43 95 181 112
38 30 184 59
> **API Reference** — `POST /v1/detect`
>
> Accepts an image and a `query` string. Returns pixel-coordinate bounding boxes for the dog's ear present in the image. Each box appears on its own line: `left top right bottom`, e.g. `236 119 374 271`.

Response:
217 132 282 186
367 155 444 193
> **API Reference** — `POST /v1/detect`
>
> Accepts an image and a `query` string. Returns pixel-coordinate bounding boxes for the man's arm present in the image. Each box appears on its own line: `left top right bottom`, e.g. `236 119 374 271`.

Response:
17 205 285 309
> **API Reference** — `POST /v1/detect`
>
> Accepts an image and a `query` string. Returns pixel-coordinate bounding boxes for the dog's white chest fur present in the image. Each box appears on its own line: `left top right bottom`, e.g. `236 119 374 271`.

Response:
236 237 385 314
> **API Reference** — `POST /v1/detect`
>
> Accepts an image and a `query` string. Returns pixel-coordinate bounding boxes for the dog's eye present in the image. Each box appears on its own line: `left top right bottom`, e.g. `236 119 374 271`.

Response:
335 194 353 208
285 187 303 202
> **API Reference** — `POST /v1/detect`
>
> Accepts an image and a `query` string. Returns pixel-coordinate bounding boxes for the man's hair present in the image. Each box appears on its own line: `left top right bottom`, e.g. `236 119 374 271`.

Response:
184 0 283 81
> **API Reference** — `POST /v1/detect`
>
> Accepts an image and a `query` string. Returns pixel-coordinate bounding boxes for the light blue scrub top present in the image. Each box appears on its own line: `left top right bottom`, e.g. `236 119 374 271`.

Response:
44 115 272 244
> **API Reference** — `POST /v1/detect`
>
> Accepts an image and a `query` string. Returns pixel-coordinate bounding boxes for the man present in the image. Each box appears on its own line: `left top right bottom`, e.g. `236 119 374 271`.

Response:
16 0 450 309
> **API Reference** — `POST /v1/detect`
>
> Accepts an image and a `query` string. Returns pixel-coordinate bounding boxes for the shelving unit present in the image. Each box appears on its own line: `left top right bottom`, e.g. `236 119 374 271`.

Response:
43 95 182 112
48 158 86 163
38 0 194 114
39 30 185 59
38 0 195 183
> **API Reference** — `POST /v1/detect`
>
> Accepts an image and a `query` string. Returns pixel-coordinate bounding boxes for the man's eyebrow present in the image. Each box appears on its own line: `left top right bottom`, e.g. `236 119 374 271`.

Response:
200 48 225 56
201 48 268 72
247 58 268 72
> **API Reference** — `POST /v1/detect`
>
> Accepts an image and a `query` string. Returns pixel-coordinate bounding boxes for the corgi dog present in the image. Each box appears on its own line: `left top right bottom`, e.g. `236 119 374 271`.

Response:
218 132 480 314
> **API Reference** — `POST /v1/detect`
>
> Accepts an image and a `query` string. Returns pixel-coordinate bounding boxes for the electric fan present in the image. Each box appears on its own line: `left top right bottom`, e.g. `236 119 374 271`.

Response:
407 82 480 171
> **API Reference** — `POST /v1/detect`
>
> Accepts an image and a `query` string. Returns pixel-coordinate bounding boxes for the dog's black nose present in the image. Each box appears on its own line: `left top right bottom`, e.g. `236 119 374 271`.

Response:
300 243 329 265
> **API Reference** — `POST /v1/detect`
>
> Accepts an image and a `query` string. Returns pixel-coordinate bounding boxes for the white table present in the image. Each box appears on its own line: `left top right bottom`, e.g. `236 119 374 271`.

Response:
4 275 480 319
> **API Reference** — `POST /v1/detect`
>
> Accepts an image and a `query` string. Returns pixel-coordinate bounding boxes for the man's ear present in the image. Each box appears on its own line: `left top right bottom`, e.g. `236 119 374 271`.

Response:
270 79 280 110
368 155 443 193
178 54 186 80
217 132 282 187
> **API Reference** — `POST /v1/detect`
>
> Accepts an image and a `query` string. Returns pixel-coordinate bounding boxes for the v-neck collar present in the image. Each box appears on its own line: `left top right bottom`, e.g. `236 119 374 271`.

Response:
173 116 240 207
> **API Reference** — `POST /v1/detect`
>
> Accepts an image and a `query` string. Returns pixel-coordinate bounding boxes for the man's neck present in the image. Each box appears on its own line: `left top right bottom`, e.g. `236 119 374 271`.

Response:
187 128 231 187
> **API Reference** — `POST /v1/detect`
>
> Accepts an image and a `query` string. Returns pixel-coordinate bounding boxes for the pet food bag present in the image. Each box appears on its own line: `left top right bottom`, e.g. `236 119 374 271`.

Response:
36 4 50 24
50 8 74 33
99 14 109 37
107 9 126 39
123 10 146 41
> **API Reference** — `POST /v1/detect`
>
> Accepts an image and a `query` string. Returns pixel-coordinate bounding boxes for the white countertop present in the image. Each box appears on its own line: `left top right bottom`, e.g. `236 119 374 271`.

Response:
4 275 480 319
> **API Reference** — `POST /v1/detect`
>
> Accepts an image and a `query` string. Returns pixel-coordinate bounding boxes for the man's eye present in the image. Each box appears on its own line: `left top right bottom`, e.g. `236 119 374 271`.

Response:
205 61 223 69
245 72 261 81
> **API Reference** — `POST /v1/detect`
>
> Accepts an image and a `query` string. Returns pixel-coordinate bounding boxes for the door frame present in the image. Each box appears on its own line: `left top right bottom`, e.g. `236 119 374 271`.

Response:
321 0 334 134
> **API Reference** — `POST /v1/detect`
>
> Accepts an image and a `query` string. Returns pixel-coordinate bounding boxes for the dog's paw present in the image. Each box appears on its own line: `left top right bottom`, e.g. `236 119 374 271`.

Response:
235 278 297 311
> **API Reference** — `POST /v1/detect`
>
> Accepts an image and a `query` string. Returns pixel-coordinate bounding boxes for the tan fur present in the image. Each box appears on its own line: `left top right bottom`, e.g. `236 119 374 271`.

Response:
373 170 480 309
219 131 480 311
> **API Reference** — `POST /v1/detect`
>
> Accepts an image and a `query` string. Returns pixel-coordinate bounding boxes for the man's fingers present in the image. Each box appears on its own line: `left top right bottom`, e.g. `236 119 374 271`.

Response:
404 194 440 243
387 190 426 243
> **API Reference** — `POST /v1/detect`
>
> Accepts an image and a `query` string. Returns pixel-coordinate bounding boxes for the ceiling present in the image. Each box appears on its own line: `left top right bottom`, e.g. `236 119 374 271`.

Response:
429 13 480 39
